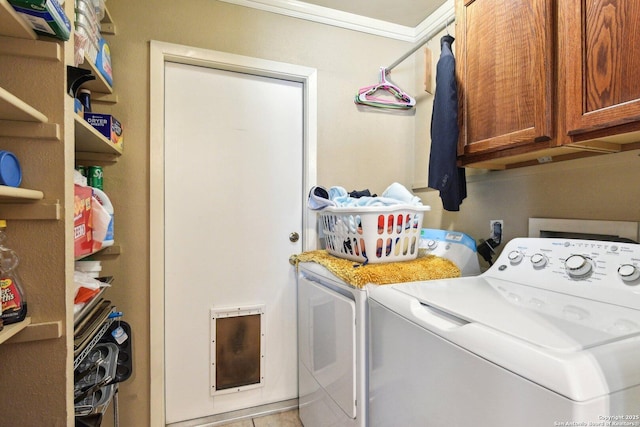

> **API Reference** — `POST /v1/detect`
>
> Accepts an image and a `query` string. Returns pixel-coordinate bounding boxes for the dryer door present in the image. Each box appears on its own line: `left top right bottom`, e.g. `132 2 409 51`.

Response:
298 276 356 418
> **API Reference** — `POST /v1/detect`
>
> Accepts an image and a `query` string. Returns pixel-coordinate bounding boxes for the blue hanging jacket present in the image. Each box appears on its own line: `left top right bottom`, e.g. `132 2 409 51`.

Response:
428 35 467 211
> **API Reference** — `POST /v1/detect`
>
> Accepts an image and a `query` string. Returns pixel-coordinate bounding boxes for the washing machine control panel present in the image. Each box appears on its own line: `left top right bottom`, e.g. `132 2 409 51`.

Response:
488 238 640 309
419 229 481 276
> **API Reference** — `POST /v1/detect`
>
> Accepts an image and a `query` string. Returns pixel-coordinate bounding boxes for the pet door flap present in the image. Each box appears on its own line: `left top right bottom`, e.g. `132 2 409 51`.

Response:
210 305 265 396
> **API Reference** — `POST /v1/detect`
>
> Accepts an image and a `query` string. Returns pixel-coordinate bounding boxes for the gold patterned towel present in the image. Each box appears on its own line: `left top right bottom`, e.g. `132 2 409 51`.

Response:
290 250 461 288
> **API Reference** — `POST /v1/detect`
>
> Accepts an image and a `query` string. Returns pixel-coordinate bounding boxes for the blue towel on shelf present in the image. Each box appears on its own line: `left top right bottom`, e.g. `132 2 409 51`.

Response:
428 35 467 211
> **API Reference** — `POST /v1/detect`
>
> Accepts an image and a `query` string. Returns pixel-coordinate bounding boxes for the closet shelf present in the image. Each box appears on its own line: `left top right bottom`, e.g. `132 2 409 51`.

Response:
0 188 58 220
0 87 57 140
91 92 118 105
78 56 113 94
0 185 45 201
5 320 62 344
0 35 61 61
74 114 122 156
0 0 36 40
0 87 48 123
0 0 61 60
75 244 121 261
0 318 63 345
0 119 60 140
0 201 60 220
0 317 31 344
100 5 116 35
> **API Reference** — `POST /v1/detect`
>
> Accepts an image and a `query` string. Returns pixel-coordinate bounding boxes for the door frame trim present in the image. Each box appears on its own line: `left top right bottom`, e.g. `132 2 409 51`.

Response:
149 40 317 425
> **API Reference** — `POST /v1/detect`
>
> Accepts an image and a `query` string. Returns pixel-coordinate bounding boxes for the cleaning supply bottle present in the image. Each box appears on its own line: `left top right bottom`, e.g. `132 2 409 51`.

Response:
0 220 27 324
91 187 114 249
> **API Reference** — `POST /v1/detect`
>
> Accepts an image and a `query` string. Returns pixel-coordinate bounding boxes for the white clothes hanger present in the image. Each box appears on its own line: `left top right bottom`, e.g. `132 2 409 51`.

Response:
354 15 453 111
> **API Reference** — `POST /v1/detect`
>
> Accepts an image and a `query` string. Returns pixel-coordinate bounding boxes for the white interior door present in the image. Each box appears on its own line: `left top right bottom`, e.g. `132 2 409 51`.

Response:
163 61 304 423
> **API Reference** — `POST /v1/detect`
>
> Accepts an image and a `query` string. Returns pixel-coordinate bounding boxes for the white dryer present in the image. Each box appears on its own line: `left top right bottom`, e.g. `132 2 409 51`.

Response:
297 229 479 427
298 262 368 427
369 237 640 426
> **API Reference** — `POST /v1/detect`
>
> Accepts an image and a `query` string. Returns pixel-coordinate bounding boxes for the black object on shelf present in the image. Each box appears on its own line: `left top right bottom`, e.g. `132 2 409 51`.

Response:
67 66 96 97
99 321 133 383
75 413 102 427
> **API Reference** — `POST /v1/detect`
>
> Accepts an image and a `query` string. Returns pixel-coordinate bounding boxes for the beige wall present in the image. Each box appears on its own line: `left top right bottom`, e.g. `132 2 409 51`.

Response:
102 1 640 426
104 1 418 425
418 150 640 269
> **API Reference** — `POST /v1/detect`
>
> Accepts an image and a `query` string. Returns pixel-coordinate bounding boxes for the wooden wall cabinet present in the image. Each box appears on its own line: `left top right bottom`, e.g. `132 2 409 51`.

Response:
565 1 640 138
455 0 640 170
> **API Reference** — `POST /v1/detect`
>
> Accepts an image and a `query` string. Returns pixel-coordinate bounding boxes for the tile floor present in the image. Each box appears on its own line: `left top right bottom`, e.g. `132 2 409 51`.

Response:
219 409 303 427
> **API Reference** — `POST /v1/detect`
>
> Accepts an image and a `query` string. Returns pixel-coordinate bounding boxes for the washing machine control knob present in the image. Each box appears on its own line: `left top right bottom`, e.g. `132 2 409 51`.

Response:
618 264 640 283
565 254 593 278
530 253 548 268
426 239 438 250
508 251 524 265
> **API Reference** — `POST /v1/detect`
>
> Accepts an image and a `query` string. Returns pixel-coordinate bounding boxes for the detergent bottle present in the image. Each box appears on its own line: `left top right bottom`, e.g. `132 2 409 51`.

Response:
0 220 27 325
91 187 114 249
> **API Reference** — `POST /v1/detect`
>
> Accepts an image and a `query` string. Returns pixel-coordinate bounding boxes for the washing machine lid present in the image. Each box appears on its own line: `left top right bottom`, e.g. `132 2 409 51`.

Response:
391 276 640 352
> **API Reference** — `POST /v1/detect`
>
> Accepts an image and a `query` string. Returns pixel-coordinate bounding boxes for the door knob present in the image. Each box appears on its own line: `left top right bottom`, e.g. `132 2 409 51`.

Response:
289 232 300 242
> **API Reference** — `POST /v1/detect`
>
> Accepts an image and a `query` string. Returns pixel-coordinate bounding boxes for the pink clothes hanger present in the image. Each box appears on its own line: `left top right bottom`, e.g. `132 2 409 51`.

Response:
355 67 416 110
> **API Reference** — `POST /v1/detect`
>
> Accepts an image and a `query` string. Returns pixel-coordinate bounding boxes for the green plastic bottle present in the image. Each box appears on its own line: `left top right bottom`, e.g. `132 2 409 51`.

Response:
0 220 27 325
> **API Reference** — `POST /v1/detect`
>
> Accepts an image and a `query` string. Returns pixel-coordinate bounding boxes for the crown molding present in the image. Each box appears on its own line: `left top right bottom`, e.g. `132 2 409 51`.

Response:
217 0 455 42
413 0 455 43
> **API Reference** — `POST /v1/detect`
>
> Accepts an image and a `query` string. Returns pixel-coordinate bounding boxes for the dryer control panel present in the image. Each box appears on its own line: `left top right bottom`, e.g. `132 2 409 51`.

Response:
485 238 640 309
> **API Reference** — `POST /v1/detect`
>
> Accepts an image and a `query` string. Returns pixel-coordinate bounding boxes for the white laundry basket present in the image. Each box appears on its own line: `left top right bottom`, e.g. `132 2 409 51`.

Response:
319 205 431 264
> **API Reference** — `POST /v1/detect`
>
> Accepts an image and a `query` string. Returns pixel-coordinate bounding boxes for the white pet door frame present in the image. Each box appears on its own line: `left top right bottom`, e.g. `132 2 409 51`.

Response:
210 305 266 396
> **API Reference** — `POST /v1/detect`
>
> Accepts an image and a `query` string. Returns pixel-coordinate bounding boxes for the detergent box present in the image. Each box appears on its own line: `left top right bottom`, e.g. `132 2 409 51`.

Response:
84 112 123 149
74 184 93 258
95 38 113 87
8 0 71 40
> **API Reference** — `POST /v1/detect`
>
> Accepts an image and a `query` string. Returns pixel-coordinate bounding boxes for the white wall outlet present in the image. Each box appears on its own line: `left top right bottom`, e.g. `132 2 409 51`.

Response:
490 220 503 241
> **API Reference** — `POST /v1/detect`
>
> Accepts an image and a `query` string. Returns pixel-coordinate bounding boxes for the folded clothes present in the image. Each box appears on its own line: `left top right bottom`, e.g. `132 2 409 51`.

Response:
308 182 422 210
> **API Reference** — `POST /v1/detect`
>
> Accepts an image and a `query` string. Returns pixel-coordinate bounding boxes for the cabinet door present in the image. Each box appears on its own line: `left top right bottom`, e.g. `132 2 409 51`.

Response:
565 0 640 136
456 0 554 158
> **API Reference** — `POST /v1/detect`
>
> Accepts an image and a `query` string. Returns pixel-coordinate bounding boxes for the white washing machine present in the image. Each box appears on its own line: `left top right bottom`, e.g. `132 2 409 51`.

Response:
369 237 640 427
297 230 480 427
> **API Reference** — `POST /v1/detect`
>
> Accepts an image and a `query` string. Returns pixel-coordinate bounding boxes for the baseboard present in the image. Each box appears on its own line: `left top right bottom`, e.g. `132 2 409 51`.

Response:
166 398 299 427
